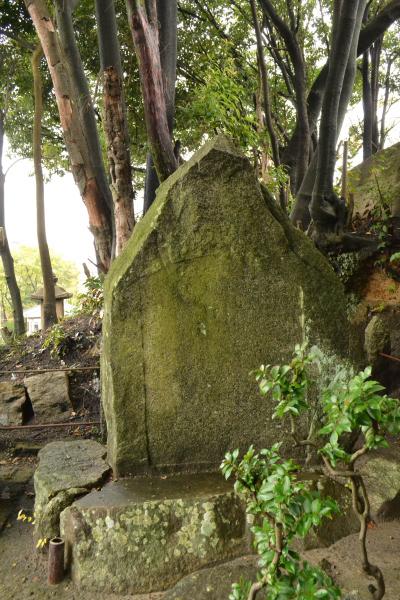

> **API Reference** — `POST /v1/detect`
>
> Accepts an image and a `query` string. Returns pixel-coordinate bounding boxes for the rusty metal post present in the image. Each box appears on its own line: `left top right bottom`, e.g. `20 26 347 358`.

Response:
48 537 65 585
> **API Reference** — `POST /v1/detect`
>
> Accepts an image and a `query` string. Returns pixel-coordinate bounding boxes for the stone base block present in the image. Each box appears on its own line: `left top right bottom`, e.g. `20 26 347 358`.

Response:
60 473 250 594
34 440 110 540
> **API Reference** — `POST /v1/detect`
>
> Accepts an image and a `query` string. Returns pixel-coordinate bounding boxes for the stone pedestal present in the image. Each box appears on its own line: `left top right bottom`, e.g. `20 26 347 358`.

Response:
60 473 249 594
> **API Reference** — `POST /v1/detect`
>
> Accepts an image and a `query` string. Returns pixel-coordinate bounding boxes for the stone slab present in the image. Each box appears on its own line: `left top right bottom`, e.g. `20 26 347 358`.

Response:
0 382 29 425
24 371 71 422
34 440 110 540
357 445 400 514
60 472 250 594
163 555 258 600
102 135 354 476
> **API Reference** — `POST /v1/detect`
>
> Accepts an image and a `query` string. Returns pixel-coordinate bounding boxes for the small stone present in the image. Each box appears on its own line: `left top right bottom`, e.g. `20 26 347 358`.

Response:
0 382 30 426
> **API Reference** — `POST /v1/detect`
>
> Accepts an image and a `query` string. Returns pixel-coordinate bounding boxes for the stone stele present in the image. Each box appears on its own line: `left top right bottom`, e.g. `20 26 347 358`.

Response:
102 135 352 476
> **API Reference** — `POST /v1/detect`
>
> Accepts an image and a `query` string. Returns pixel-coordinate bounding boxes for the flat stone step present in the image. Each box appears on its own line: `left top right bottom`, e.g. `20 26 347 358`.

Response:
61 472 250 595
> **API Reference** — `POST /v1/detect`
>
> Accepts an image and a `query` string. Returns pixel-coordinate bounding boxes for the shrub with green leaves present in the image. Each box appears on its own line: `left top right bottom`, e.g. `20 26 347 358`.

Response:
222 343 400 600
74 276 103 323
222 445 340 600
41 323 69 359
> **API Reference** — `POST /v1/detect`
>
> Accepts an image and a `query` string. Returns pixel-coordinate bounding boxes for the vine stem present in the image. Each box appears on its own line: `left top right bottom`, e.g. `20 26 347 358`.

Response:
246 523 283 600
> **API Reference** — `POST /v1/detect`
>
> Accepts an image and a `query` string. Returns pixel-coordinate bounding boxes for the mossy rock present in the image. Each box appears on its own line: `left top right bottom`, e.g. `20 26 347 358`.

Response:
102 135 354 476
60 473 249 594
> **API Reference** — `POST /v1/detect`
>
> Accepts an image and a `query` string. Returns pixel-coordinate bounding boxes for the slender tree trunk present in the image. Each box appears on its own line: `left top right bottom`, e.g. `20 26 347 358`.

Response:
24 0 113 273
370 38 382 154
362 48 373 159
0 112 25 336
95 0 135 255
259 0 310 194
32 45 57 329
142 0 178 212
379 57 392 150
126 0 178 185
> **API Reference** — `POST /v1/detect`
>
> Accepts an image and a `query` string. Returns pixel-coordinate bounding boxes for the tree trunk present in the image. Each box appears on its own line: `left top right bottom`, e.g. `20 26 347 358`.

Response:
95 0 135 255
142 0 178 212
126 0 178 185
370 37 383 153
379 57 392 150
283 0 400 179
259 0 309 194
362 48 373 159
32 45 57 330
24 0 113 273
291 1 364 231
0 112 25 336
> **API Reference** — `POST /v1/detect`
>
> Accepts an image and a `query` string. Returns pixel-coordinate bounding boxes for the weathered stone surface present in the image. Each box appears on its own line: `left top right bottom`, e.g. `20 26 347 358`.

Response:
357 445 400 514
34 440 110 539
364 315 391 366
102 135 353 476
348 142 400 218
60 473 249 594
25 371 71 422
163 555 258 600
0 382 29 425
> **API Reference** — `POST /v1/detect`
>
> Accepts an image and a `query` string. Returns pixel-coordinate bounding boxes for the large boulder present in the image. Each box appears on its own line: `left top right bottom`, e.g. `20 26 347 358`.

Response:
102 135 354 476
24 371 71 422
60 473 249 594
34 440 110 540
0 382 30 425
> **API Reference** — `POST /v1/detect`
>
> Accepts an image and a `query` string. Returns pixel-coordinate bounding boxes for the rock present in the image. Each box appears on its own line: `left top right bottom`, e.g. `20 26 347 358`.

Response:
34 440 110 540
0 382 30 425
348 142 400 220
24 371 71 422
357 446 400 514
102 135 354 476
364 315 391 366
163 555 258 600
60 472 250 594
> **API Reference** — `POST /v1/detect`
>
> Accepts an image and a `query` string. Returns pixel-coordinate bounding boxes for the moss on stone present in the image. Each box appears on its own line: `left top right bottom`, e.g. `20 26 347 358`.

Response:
102 135 354 476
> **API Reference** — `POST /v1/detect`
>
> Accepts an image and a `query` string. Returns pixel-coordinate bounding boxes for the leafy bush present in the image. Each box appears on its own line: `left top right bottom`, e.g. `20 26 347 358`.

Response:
74 276 103 323
41 323 69 358
222 344 400 600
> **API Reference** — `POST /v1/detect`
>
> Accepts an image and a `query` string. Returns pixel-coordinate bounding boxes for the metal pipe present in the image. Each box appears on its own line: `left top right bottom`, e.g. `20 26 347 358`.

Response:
379 352 400 364
0 365 99 375
48 537 65 585
0 421 100 431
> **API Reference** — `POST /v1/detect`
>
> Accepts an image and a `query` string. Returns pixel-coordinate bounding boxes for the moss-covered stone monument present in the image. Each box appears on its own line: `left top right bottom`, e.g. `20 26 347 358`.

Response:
102 135 351 476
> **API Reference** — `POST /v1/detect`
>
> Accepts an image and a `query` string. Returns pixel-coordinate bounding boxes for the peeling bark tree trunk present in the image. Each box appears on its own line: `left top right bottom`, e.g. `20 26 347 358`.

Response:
24 0 113 273
32 45 57 329
126 0 178 185
143 0 178 213
0 111 25 336
95 0 135 256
